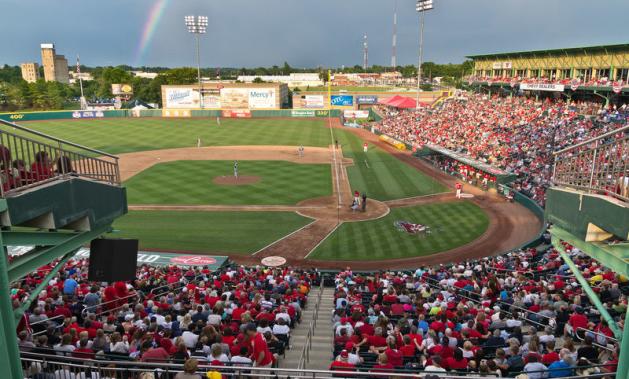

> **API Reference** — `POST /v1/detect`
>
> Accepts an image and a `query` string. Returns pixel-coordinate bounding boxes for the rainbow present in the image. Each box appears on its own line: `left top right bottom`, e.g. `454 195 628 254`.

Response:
134 0 171 66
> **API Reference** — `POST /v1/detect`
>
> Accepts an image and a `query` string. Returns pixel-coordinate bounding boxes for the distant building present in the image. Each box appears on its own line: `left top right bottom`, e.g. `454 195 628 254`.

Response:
132 71 159 79
40 43 69 83
20 62 40 83
236 73 323 88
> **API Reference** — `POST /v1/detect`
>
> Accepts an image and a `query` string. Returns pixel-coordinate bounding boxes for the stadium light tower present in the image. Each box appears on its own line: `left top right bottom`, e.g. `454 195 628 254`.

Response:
415 0 433 109
184 15 208 108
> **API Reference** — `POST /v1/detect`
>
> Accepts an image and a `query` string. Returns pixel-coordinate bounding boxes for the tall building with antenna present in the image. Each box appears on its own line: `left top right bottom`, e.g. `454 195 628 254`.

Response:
363 33 369 71
391 0 398 68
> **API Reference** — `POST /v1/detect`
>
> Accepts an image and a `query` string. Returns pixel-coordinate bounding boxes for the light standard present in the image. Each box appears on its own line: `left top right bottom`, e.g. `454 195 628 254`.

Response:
416 0 433 109
184 15 208 108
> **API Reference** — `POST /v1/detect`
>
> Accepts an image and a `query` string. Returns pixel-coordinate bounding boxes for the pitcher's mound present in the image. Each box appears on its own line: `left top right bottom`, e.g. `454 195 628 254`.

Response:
213 176 260 186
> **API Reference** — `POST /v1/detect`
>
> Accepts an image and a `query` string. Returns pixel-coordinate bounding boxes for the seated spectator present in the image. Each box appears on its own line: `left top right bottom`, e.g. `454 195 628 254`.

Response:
329 350 356 371
175 358 201 379
523 354 548 379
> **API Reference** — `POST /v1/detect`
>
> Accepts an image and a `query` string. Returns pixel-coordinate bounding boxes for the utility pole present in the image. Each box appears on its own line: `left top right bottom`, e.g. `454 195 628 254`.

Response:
416 0 434 109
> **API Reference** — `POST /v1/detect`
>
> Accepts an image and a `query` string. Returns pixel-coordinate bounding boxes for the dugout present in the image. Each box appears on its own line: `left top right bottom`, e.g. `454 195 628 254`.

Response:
416 144 517 189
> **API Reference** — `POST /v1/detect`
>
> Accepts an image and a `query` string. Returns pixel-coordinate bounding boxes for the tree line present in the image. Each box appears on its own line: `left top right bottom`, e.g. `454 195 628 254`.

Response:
0 61 472 111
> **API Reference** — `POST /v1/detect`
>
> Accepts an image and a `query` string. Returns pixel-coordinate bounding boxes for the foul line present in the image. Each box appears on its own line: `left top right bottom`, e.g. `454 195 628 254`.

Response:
364 159 370 168
251 219 317 256
304 221 343 259
329 120 343 206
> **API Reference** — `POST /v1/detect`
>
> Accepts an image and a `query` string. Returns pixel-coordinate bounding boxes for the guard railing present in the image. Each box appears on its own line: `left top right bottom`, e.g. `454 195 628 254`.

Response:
553 123 629 203
0 119 120 197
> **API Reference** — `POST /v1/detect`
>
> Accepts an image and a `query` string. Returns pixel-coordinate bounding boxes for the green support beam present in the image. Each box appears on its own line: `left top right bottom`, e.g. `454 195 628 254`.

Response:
7 224 111 283
550 227 629 278
12 250 76 321
551 234 622 339
0 216 24 378
2 231 82 247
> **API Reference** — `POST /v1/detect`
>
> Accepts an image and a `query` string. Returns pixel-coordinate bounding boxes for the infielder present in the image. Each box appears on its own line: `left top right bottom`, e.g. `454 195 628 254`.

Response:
298 145 304 158
363 142 368 153
455 182 462 199
234 160 239 178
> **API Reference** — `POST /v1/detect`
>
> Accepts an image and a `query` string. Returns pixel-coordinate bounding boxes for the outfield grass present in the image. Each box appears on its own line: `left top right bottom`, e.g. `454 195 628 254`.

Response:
309 201 489 261
333 128 447 200
125 160 332 205
22 118 330 154
114 211 311 254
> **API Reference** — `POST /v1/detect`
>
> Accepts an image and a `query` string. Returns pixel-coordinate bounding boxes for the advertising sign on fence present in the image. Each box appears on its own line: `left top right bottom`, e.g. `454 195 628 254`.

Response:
111 83 133 95
248 89 276 109
165 88 200 108
220 88 250 109
331 95 354 106
222 109 252 118
304 95 324 108
162 109 191 117
520 83 565 92
72 111 105 119
291 110 315 117
343 110 370 119
356 95 378 105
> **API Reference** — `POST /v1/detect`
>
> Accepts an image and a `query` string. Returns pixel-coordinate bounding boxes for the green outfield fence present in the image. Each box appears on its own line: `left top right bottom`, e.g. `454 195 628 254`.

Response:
0 109 343 121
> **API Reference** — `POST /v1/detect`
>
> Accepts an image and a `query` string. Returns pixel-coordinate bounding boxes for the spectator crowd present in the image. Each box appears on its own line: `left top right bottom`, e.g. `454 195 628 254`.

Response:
374 93 629 206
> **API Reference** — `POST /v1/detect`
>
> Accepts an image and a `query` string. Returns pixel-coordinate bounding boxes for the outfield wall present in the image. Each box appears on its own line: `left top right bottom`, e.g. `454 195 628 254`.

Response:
0 109 342 122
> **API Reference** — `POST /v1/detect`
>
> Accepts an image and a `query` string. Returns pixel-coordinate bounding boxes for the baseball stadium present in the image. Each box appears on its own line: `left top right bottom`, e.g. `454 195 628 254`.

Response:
1 2 629 379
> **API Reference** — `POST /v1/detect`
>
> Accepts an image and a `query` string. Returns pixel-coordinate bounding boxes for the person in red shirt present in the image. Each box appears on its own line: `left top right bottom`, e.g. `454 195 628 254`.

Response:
541 340 560 366
567 307 589 336
399 335 416 357
444 348 468 371
140 341 170 362
330 350 356 372
72 338 95 360
246 323 274 368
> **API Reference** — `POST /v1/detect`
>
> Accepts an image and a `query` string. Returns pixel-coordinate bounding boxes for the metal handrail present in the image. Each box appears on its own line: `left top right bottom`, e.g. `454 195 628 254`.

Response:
0 118 118 159
0 119 121 197
575 326 619 350
80 292 139 317
18 352 615 379
553 123 629 156
298 280 324 370
149 273 207 298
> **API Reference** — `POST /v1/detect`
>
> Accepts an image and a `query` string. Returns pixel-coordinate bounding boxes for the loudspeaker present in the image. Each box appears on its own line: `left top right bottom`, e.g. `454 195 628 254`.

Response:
88 238 138 282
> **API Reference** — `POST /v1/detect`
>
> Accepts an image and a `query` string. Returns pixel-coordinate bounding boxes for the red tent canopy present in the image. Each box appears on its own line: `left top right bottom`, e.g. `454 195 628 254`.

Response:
378 95 403 106
379 95 428 109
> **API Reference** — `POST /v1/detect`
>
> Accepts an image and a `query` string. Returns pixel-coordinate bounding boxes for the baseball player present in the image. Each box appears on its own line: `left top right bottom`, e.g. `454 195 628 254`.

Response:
455 182 462 199
298 145 304 158
234 161 239 178
197 137 202 148
363 142 368 153
216 116 221 126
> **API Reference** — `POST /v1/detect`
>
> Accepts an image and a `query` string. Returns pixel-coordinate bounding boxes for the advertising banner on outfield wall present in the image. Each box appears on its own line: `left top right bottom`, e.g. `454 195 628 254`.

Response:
356 95 378 105
220 88 250 109
343 110 370 119
291 110 315 117
165 88 201 108
72 111 105 119
162 109 191 117
222 109 252 118
248 89 276 109
520 83 565 92
331 95 354 107
111 83 133 95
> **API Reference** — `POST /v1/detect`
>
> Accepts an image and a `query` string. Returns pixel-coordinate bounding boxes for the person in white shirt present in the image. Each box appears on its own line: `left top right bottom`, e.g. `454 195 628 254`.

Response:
181 326 199 349
231 346 253 366
272 318 290 336
109 333 129 354
424 355 447 374
275 307 291 324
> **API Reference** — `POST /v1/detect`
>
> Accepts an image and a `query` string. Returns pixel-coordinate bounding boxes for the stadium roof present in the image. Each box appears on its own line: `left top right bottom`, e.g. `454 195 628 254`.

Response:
466 43 629 60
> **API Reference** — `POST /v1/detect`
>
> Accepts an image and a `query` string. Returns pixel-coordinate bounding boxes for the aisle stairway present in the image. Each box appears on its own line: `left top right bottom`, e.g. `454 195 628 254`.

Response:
280 286 336 369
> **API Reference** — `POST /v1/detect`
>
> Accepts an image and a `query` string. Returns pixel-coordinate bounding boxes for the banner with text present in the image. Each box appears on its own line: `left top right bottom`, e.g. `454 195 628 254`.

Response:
343 110 370 119
222 109 252 118
291 110 315 117
331 95 354 107
356 95 378 105
165 88 201 108
248 88 276 109
520 83 565 92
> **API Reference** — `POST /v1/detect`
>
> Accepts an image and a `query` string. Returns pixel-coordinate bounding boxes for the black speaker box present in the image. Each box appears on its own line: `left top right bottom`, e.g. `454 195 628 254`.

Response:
88 239 138 282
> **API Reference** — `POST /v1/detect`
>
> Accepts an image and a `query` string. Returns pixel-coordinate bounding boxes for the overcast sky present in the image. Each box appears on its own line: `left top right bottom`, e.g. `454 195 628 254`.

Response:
1 0 628 68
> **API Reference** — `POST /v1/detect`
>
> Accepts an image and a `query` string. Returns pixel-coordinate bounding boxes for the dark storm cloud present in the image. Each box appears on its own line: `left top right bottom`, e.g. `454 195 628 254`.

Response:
1 0 627 67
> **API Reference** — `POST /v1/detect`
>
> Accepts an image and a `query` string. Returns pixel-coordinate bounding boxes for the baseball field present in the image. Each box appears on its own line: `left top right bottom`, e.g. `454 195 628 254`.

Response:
21 117 536 268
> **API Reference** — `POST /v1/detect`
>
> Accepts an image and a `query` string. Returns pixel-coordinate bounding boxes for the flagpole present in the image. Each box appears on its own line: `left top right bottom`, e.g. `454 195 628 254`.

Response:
77 55 86 110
